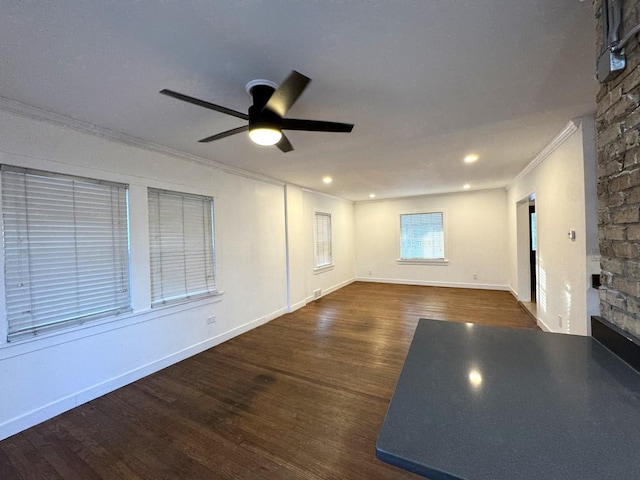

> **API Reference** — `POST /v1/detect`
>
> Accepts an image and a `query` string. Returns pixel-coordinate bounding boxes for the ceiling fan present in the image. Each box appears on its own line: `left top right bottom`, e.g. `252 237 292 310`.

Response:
160 70 354 153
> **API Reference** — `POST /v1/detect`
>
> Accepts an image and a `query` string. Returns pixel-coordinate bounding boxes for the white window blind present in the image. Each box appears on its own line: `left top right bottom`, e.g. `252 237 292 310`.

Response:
2 166 131 340
148 188 216 306
400 212 445 260
314 212 332 268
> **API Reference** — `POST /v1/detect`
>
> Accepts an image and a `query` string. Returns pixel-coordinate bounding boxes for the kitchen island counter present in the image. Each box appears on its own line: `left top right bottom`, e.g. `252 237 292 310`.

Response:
376 318 640 479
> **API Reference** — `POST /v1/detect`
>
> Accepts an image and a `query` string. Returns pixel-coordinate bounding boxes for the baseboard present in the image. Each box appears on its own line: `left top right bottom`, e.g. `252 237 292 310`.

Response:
509 286 518 299
355 277 509 291
325 277 356 295
0 307 286 441
288 299 307 313
306 277 356 304
537 317 553 332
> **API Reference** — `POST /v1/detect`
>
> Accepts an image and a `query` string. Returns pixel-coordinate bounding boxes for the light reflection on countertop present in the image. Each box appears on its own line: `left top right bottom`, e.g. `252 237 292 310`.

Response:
468 368 482 389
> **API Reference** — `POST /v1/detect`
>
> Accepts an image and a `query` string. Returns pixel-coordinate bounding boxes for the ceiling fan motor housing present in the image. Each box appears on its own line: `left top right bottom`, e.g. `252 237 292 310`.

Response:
248 84 281 131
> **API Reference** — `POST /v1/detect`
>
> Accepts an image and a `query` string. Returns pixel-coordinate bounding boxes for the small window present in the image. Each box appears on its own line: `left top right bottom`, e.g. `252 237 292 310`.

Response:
148 188 216 306
399 212 445 260
2 166 131 340
314 212 333 268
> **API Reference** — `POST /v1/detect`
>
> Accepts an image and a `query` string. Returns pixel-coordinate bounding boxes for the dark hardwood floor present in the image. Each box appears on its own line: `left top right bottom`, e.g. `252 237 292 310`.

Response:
1 282 538 479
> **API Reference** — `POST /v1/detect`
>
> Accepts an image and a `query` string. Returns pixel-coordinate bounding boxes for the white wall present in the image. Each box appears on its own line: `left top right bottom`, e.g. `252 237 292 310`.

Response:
354 189 509 289
301 190 356 302
284 184 308 311
506 118 599 335
515 199 532 302
0 108 294 440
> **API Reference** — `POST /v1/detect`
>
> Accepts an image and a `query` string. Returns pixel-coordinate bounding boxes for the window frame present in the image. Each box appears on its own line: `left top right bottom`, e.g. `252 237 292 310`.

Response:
147 187 218 307
397 211 449 265
1 165 132 341
313 210 334 272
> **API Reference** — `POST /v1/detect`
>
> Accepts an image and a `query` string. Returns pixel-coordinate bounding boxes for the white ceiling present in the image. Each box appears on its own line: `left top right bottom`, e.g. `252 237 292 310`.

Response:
1 0 598 201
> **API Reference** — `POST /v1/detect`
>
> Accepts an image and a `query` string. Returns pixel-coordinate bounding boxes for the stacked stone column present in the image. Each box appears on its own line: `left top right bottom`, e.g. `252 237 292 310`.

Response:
596 0 640 335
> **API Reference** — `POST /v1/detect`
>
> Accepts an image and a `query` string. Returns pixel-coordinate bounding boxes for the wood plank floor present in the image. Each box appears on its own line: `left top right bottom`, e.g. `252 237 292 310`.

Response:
1 282 538 480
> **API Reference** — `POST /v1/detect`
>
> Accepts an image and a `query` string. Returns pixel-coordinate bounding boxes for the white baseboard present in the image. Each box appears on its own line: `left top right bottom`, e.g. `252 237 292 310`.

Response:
537 317 553 332
355 277 509 291
0 307 286 441
325 277 356 295
305 277 356 304
288 299 307 313
509 286 518 298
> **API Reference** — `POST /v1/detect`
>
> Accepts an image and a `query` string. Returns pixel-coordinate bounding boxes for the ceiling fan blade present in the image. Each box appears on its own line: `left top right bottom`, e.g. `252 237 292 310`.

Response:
282 118 354 133
160 89 249 120
276 133 294 153
198 125 249 143
263 71 311 117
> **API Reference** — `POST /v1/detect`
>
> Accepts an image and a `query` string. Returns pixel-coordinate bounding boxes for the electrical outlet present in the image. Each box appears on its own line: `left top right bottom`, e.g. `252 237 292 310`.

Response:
368 270 373 276
473 273 478 280
207 315 217 325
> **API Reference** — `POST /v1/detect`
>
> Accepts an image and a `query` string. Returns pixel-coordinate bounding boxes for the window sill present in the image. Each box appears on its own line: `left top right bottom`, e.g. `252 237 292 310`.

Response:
151 290 224 309
397 259 449 266
314 264 335 274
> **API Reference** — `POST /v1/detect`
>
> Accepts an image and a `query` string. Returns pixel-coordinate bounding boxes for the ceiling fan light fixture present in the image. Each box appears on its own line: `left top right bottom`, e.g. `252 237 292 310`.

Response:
249 126 282 146
161 71 353 153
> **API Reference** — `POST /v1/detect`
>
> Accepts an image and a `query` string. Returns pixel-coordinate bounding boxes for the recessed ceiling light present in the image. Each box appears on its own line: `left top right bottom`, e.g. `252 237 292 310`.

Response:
369 194 376 198
464 154 479 164
323 176 333 184
463 183 471 189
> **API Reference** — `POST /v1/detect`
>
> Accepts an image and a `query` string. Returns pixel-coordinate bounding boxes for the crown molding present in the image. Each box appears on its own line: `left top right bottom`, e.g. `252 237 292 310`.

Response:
353 187 505 205
0 95 285 187
300 187 353 203
508 119 579 189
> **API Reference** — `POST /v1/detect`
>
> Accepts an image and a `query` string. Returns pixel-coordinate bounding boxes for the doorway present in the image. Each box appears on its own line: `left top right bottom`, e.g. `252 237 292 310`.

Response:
529 202 537 302
516 194 537 321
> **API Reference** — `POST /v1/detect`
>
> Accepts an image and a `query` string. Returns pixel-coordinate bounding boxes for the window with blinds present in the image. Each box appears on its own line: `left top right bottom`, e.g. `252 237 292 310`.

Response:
1 166 131 340
400 212 445 260
314 212 333 268
148 188 216 306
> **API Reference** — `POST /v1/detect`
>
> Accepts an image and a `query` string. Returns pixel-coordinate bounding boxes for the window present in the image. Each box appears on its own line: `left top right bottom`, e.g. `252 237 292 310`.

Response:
148 188 216 306
314 212 333 268
399 212 445 261
2 166 131 340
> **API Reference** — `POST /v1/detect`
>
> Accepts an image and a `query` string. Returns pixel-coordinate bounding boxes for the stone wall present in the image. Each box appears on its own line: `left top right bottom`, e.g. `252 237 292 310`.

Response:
596 0 640 336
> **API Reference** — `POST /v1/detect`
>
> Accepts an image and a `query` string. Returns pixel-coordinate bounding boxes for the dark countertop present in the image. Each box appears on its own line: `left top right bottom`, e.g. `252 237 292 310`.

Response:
376 319 640 480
